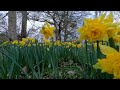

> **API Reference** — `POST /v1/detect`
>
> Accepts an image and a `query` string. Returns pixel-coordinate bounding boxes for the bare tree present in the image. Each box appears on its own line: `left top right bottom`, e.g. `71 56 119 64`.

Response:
26 11 92 41
32 11 90 42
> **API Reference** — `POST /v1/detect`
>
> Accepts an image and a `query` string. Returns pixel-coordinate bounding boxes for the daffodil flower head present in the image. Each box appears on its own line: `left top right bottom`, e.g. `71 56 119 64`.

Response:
1 41 10 46
12 40 19 45
93 45 120 79
71 43 76 48
54 40 61 46
77 12 120 42
103 12 120 38
113 35 120 46
27 37 36 43
77 17 108 42
43 39 52 46
76 44 81 48
22 38 28 42
103 12 113 23
40 22 56 40
19 41 26 46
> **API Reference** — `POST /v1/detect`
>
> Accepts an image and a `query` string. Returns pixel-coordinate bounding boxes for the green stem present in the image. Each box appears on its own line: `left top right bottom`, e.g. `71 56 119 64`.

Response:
96 41 105 59
97 41 99 59
85 40 88 61
102 40 104 45
85 40 88 52
109 37 115 48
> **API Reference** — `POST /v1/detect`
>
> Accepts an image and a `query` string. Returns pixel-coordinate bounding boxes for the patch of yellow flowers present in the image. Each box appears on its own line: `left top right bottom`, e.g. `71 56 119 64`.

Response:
12 37 36 46
40 22 82 48
77 12 120 79
77 12 120 43
54 41 82 48
1 37 36 46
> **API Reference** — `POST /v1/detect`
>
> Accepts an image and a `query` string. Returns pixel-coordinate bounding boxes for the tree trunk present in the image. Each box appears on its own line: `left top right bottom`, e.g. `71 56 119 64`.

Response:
95 11 98 18
58 23 61 41
64 11 68 42
64 28 67 42
21 11 27 38
8 11 17 41
99 11 101 16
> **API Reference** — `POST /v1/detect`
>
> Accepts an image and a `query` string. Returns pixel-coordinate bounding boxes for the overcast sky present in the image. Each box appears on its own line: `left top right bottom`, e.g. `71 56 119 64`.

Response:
0 11 120 42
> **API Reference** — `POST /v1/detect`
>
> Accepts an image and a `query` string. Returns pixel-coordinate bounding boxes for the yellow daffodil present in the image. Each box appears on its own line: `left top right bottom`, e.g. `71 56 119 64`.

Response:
12 40 18 45
27 44 31 46
76 44 81 48
103 12 113 23
65 46 69 48
77 12 120 42
19 41 26 46
54 40 61 46
93 43 97 48
71 43 76 47
113 35 120 46
106 27 118 38
44 39 52 46
103 12 120 38
27 37 35 43
22 38 28 42
77 18 107 42
1 41 9 46
40 22 56 39
66 42 72 46
117 28 120 35
93 45 120 79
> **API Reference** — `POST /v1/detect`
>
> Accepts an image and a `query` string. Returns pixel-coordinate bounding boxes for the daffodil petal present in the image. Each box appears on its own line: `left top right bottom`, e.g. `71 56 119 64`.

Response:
99 45 118 55
84 18 92 25
98 12 106 22
46 22 51 28
104 12 113 23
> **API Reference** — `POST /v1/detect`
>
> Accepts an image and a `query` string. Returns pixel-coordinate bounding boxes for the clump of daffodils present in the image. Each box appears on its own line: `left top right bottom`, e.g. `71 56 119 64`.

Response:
15 37 36 46
62 42 82 48
52 40 82 48
77 12 120 42
54 40 62 46
77 13 107 42
1 37 36 46
93 45 120 79
1 41 10 46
